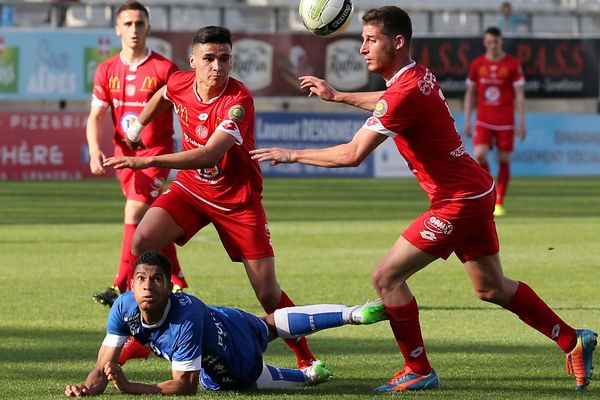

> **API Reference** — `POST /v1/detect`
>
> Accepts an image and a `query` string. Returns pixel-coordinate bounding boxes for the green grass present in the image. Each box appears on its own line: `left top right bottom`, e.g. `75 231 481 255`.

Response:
1 177 599 399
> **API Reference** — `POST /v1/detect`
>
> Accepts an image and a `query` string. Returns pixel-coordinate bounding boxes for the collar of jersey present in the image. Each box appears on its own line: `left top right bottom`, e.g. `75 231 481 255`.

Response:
193 78 229 104
141 298 171 329
120 48 152 72
386 60 416 87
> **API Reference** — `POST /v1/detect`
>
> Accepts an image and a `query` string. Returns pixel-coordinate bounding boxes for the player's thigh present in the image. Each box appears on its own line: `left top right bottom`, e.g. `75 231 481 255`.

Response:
134 207 186 251
212 201 274 262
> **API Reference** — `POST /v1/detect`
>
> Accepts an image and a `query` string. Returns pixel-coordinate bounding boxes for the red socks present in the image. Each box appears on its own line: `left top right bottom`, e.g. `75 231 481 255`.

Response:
505 281 577 353
495 161 510 206
113 224 137 293
385 298 432 375
264 291 316 369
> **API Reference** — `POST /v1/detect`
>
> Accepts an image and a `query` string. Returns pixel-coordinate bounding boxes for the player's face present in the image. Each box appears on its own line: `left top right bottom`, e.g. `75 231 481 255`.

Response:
131 264 171 315
483 33 503 58
115 9 150 50
190 43 232 90
360 24 400 79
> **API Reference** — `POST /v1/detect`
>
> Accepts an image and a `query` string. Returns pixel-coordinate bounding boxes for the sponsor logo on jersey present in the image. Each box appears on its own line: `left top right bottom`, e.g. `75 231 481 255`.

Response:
108 76 120 92
140 76 158 92
198 113 208 121
126 74 136 81
418 68 436 95
366 116 380 127
195 124 209 139
119 112 139 135
227 105 245 122
424 215 453 235
174 103 188 124
450 143 467 158
220 120 238 131
373 100 388 117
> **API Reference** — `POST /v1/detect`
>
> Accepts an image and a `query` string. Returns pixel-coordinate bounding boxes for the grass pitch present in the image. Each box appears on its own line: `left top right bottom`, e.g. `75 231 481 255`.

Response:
1 177 599 399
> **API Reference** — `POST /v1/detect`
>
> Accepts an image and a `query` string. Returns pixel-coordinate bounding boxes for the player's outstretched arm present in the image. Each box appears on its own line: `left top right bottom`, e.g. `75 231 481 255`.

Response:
124 85 172 149
104 362 199 395
251 128 386 168
65 345 119 396
298 75 383 112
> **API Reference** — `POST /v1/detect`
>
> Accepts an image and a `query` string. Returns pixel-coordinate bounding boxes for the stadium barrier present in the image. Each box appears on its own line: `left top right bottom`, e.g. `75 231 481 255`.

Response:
2 111 599 180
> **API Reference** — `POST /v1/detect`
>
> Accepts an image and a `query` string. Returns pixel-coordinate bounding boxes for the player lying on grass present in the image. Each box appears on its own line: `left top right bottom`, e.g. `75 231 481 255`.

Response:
65 251 386 396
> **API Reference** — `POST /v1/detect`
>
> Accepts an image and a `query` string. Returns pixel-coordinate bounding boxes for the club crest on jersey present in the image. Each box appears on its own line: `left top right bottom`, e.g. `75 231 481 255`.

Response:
196 124 209 139
373 100 388 117
424 215 453 235
366 116 381 127
227 105 245 122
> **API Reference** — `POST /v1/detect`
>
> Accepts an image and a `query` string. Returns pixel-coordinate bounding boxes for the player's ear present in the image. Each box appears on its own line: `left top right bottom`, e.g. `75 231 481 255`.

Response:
189 54 195 69
395 35 405 50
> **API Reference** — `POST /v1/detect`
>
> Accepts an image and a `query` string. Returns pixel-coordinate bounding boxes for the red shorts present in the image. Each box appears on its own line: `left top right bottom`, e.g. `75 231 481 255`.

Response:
402 193 499 263
116 167 169 205
474 125 515 152
151 182 274 262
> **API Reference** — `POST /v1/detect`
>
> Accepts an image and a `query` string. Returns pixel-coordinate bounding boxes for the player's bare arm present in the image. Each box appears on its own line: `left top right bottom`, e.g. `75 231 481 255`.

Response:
65 345 119 396
463 85 475 137
105 129 236 170
104 361 199 395
298 75 382 111
251 128 386 167
515 86 526 141
86 105 108 175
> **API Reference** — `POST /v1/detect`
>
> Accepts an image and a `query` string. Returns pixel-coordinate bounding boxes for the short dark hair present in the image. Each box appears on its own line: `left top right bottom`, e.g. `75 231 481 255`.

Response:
363 6 412 46
134 251 171 279
192 26 232 48
485 26 502 37
116 1 150 20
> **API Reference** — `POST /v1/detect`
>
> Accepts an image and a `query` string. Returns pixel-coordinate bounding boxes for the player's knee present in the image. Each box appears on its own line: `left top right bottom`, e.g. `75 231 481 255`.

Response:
371 268 401 293
473 287 503 304
255 288 280 309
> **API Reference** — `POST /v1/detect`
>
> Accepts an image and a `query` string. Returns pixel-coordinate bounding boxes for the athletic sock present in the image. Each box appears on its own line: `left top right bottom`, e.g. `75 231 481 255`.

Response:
385 297 432 375
255 364 307 389
113 224 137 293
495 161 510 205
504 281 577 353
264 291 317 368
273 304 349 338
160 242 187 289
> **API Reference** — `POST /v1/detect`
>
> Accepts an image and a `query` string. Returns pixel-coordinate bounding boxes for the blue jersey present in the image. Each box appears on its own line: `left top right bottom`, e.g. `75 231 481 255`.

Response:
105 292 269 390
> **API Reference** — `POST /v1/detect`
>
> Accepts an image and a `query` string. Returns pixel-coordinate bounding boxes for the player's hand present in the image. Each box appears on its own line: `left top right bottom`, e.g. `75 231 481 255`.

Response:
124 136 147 150
298 75 337 101
65 383 90 397
103 156 150 170
89 150 106 175
517 124 526 141
104 362 128 393
463 122 473 138
250 147 294 166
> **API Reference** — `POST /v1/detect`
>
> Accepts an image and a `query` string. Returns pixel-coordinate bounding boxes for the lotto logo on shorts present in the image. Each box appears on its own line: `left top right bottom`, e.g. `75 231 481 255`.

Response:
424 216 453 235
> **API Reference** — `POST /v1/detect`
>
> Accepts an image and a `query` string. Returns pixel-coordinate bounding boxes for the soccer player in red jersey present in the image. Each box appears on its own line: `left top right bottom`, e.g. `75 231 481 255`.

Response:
103 26 320 370
464 26 526 216
87 1 188 307
251 6 596 392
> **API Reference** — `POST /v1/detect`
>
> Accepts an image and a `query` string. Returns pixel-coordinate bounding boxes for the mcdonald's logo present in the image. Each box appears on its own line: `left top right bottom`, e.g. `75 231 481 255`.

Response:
175 103 188 124
108 76 121 92
140 76 158 92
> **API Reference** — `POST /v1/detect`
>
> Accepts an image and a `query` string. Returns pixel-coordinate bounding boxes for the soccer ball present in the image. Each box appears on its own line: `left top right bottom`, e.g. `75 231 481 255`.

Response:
299 0 354 37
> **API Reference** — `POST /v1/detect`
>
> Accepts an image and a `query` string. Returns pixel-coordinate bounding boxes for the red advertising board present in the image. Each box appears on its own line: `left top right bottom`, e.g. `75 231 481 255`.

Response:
0 112 115 180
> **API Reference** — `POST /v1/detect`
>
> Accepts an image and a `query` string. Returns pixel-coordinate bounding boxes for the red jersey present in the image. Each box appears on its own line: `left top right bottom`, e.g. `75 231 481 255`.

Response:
363 62 493 204
164 72 262 209
466 54 525 129
91 50 178 156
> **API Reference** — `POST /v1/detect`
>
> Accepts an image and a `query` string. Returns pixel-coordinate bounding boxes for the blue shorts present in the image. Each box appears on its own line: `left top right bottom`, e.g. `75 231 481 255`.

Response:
200 307 269 390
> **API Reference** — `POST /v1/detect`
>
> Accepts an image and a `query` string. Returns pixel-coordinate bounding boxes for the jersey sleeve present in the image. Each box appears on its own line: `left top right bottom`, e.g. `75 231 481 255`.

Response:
361 90 412 139
512 59 526 87
91 62 110 108
216 95 253 145
171 316 203 372
103 298 130 347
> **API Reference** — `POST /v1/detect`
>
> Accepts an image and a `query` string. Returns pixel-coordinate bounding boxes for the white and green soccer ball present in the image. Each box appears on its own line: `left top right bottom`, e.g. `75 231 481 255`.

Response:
299 0 354 37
